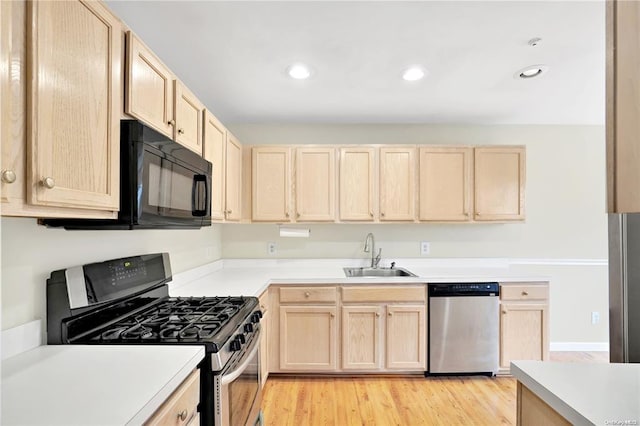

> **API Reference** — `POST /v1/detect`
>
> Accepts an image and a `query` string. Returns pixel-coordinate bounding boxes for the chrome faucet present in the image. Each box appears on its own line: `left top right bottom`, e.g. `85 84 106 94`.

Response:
363 233 382 268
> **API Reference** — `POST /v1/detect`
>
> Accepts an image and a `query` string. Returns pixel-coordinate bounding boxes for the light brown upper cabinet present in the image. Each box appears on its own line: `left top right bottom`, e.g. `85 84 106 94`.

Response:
174 81 204 155
339 147 375 221
474 146 525 221
225 132 243 221
125 32 204 156
419 147 472 221
295 147 336 221
252 147 291 222
607 1 640 212
203 110 227 221
125 32 174 138
379 147 416 221
26 0 121 211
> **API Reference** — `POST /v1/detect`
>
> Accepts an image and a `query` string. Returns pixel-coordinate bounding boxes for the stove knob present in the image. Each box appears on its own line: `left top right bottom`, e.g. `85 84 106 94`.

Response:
236 334 246 344
251 312 262 323
244 323 254 333
230 339 242 352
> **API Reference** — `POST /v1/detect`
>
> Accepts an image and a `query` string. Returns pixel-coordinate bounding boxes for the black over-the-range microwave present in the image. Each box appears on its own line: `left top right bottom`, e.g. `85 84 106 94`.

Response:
44 120 212 230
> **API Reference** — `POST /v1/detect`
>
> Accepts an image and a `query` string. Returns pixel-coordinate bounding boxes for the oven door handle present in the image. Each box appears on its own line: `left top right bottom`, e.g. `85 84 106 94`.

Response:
221 334 260 386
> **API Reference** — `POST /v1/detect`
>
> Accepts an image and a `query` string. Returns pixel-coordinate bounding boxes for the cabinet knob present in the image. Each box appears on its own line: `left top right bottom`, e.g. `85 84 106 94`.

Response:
369 212 374 217
41 177 55 189
304 292 310 297
502 310 507 314
330 313 335 318
375 312 380 317
296 212 300 218
178 128 185 135
388 312 393 317
1 169 16 184
521 291 529 296
168 119 176 126
226 209 232 215
177 409 188 421
381 212 385 217
285 212 290 218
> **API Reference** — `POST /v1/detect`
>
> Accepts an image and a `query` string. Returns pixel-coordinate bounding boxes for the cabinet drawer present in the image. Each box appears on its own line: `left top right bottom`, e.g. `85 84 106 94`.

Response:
501 284 548 301
342 286 426 303
279 287 337 303
259 289 269 313
145 369 200 426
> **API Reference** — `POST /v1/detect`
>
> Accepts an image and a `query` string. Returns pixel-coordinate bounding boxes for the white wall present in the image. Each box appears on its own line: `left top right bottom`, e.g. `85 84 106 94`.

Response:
223 123 609 344
0 217 222 330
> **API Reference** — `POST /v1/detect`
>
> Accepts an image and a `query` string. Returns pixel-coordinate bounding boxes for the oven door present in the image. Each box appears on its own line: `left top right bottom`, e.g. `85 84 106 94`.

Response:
216 332 262 426
138 145 211 227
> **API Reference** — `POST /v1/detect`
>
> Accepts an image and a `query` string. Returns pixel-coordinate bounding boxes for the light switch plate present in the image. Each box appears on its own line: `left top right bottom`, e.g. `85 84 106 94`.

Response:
268 242 277 255
420 241 430 255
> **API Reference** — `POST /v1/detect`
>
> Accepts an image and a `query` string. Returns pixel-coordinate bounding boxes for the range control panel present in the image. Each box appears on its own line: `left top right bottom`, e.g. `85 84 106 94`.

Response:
429 282 499 297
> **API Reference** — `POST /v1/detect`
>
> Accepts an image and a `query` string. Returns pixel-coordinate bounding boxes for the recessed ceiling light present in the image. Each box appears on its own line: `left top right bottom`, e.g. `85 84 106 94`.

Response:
287 63 311 80
514 64 549 80
402 66 426 82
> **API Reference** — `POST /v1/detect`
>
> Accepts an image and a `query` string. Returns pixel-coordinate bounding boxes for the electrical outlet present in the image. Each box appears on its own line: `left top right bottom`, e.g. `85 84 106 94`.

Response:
420 241 430 256
591 311 600 325
267 242 277 255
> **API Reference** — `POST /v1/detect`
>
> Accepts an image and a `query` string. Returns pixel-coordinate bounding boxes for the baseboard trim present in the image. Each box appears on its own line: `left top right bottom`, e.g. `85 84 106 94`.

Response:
550 342 609 351
2 319 43 360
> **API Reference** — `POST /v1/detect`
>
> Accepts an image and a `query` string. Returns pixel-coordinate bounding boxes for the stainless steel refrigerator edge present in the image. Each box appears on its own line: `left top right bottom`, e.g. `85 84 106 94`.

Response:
608 213 640 362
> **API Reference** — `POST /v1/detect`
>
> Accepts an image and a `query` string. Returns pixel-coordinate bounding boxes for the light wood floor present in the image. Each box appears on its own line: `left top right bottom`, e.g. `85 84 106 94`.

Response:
261 352 608 426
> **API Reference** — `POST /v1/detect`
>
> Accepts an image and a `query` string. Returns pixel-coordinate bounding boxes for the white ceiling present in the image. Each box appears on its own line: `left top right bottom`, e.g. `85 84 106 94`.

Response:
107 1 605 125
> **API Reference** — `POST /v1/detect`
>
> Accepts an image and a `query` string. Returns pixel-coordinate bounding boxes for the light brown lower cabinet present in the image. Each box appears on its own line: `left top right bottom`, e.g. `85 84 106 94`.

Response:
258 290 269 387
517 382 571 426
499 283 550 375
145 369 200 425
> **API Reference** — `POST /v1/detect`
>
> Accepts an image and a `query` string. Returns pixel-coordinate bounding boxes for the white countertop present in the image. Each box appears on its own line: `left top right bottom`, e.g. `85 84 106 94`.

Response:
170 259 550 298
511 361 640 425
1 345 205 426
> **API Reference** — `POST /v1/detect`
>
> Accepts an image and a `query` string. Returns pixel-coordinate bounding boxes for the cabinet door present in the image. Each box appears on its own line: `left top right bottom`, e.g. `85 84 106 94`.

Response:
225 133 242 221
126 32 173 138
1 0 19 206
499 303 549 369
386 305 426 370
252 147 291 222
419 147 472 221
295 147 335 221
339 147 375 221
174 80 204 155
203 110 226 221
279 306 337 371
27 0 121 210
379 147 416 221
474 146 525 221
342 306 382 370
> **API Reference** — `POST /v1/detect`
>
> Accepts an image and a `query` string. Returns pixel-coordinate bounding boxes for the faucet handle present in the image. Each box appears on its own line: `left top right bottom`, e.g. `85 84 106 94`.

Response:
390 261 396 269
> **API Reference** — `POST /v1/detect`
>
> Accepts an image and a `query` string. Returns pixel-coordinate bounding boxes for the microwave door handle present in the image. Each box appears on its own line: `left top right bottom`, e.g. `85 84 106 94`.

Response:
191 174 207 217
220 334 260 386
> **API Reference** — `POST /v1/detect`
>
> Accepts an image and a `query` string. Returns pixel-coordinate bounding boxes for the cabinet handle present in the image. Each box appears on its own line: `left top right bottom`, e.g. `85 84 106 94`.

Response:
521 291 529 296
1 169 16 184
375 312 380 317
178 128 185 135
177 409 188 422
41 177 55 189
381 212 385 217
285 212 290 218
226 209 232 215
296 212 300 218
369 212 374 217
168 119 176 126
304 292 310 297
330 313 335 318
388 312 393 317
502 310 507 314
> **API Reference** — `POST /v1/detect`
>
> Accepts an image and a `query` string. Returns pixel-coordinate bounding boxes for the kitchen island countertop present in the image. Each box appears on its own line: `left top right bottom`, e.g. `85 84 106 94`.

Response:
1 345 204 425
511 360 640 425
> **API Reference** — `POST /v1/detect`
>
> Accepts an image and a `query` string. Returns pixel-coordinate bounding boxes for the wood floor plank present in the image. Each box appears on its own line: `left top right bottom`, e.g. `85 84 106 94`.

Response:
262 352 607 425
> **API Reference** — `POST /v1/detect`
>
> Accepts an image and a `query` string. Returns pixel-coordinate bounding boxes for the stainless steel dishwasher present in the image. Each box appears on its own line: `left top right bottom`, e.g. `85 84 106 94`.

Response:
428 282 500 376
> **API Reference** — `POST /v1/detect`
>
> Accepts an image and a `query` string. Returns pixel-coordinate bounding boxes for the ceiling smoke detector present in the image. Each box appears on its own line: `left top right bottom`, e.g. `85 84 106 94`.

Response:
514 64 549 80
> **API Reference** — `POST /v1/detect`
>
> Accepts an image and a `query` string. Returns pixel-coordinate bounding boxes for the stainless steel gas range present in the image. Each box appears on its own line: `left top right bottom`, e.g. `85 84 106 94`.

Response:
46 253 262 426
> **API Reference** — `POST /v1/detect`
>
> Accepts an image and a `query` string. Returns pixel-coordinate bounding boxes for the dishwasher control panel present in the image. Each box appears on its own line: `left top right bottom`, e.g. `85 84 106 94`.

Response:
428 282 499 297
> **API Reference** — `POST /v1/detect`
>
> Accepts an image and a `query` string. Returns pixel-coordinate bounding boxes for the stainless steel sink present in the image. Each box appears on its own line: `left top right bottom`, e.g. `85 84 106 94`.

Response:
343 267 417 277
